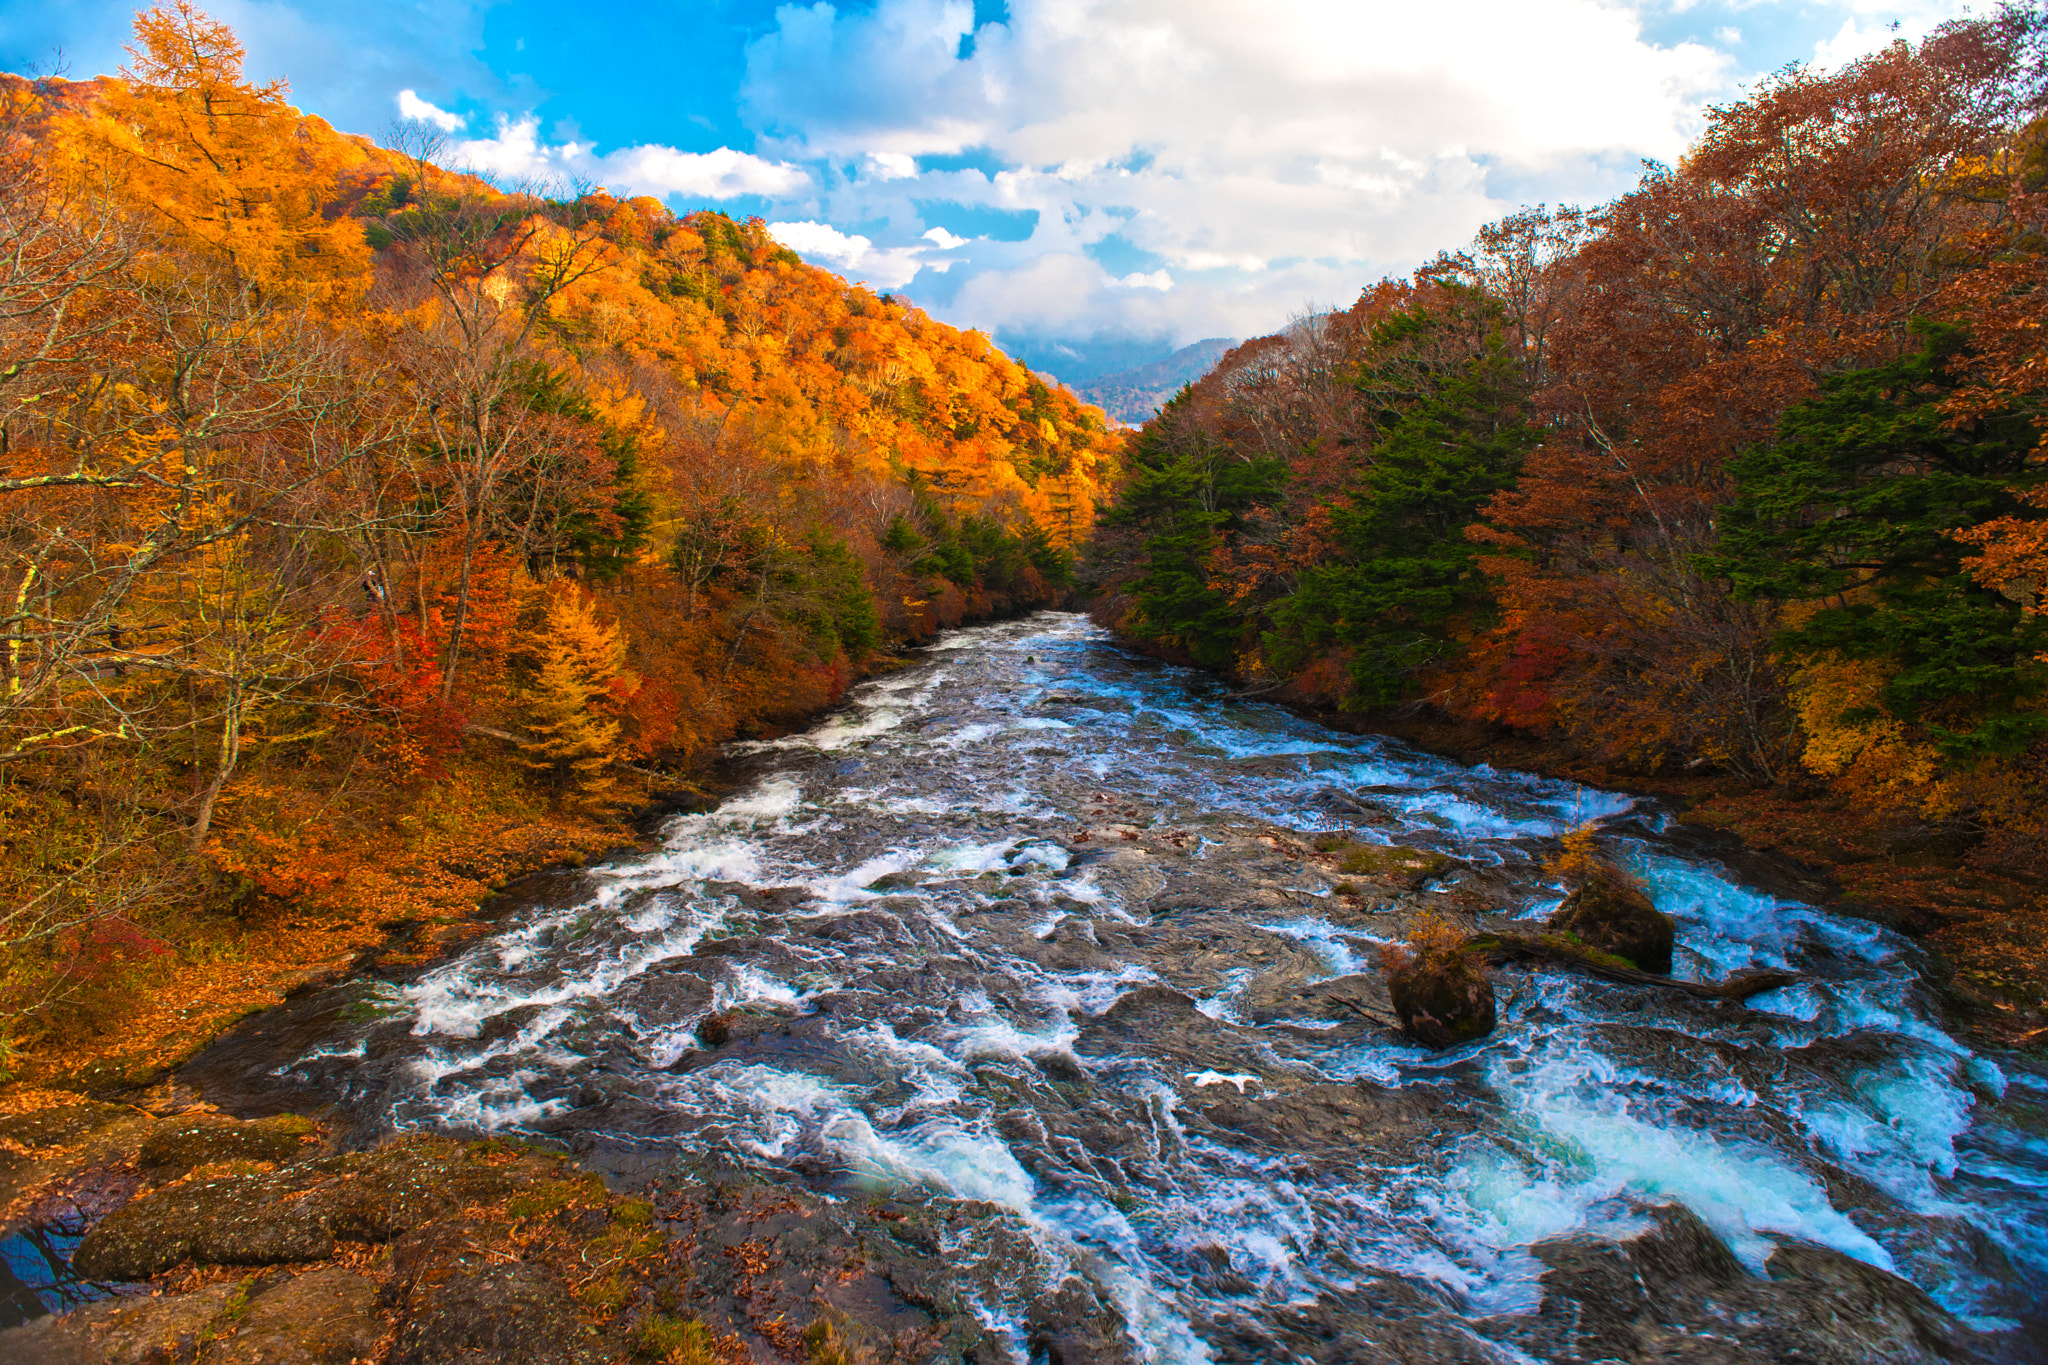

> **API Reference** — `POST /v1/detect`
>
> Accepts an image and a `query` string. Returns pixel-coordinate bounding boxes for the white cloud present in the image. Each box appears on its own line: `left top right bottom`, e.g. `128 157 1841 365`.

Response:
1813 17 1890 67
448 114 809 200
768 220 873 259
396 89 464 132
1813 0 1967 68
921 226 969 250
1716 26 1742 45
768 220 931 289
866 151 919 179
945 249 1356 348
738 0 1739 344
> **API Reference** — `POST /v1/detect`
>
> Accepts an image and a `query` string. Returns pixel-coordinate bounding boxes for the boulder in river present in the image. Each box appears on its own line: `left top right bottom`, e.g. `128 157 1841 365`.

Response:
1386 933 1496 1049
1549 864 1675 974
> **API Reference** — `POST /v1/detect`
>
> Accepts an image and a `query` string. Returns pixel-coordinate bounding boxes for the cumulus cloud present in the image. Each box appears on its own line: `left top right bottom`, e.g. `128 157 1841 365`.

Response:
736 0 1743 344
768 220 933 289
396 89 464 132
445 114 809 200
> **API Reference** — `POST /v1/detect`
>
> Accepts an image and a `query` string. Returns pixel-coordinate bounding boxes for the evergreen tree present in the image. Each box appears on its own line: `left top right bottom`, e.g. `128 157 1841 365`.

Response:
1706 325 2048 758
1275 296 1535 707
1105 396 1289 670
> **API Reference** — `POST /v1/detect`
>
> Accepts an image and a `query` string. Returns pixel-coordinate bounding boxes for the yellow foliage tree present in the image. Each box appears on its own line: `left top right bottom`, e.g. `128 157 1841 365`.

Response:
60 1 369 302
1791 653 1958 816
517 585 626 798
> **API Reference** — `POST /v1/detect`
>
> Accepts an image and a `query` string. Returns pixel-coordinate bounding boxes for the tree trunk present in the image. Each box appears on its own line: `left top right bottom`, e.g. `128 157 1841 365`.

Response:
189 679 241 854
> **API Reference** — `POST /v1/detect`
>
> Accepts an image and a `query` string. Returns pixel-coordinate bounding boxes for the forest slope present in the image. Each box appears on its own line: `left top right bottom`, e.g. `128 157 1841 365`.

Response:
0 3 1121 1081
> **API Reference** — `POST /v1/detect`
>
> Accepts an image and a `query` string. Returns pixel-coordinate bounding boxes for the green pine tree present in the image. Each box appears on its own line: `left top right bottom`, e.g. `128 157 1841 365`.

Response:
1705 325 2048 758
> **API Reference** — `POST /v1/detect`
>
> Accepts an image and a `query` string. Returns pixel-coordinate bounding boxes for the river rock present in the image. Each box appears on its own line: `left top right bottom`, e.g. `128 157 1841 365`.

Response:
1386 950 1496 1049
0 1101 163 1220
209 1268 380 1365
70 1167 338 1278
387 1256 604 1365
71 1136 532 1280
640 1178 1126 1364
0 1279 242 1364
136 1116 319 1178
1549 866 1675 973
1482 1201 2010 1364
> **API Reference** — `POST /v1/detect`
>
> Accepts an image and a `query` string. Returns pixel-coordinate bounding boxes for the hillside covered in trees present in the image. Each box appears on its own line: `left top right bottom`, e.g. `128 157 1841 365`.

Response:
0 4 1121 1072
1088 8 2048 1013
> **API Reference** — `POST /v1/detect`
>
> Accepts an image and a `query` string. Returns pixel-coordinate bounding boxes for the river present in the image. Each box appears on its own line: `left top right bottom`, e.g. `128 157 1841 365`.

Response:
182 612 2048 1362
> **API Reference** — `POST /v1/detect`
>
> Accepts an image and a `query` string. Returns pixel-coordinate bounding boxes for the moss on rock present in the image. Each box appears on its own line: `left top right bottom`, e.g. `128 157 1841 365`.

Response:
70 1135 536 1280
1549 865 1675 975
138 1114 320 1177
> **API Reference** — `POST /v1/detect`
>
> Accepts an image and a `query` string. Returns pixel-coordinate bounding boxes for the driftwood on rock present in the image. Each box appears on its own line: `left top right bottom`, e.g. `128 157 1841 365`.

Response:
1476 933 1799 1001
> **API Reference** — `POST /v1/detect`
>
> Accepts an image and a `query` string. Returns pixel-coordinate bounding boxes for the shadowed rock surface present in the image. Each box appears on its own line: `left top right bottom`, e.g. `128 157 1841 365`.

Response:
1386 948 1497 1048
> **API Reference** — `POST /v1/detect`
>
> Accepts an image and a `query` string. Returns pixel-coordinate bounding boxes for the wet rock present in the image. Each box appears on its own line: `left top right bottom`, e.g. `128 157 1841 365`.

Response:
1211 1275 1504 1364
1261 1277 1507 1358
1309 785 1400 826
70 1169 336 1279
1386 950 1496 1049
1550 866 1675 974
208 1267 379 1365
694 1010 735 1047
0 1279 241 1364
641 1180 1017 1364
691 1003 801 1052
1190 1081 1450 1165
1485 1202 2012 1365
71 1137 528 1279
136 1116 318 1179
388 1260 602 1365
1015 921 1119 972
1025 1274 1138 1365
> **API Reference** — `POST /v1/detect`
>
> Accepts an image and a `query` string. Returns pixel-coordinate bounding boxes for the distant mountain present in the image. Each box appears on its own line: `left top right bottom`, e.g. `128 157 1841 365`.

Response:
1076 338 1238 426
996 334 1183 386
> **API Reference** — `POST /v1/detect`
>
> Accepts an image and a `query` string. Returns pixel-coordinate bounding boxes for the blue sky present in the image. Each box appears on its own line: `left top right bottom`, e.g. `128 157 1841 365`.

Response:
1 0 1981 380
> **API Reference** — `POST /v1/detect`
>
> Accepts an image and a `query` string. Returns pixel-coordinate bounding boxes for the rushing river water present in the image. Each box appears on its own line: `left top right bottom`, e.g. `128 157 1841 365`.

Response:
186 613 2048 1361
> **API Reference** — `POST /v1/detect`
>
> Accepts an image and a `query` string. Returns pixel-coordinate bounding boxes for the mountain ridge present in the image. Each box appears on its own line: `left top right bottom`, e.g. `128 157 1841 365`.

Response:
1077 337 1238 425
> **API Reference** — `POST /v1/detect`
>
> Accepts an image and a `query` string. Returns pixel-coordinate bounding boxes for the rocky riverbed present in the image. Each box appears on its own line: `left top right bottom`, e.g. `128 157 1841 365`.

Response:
5 613 2044 1362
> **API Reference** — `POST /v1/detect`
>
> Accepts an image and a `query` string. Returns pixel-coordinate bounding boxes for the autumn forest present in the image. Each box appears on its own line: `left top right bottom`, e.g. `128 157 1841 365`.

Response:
1089 7 2048 1023
0 4 1118 1075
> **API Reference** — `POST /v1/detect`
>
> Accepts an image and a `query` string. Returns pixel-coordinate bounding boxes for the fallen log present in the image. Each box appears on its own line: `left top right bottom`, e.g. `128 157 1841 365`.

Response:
1472 932 1798 1002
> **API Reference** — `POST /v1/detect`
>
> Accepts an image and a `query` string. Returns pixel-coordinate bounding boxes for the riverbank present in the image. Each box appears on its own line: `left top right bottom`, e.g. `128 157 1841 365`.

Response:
5 645 940 1098
1 1090 1069 1359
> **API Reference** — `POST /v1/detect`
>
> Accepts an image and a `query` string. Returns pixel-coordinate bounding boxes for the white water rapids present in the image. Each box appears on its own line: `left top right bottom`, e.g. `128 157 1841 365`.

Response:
217 614 2048 1361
